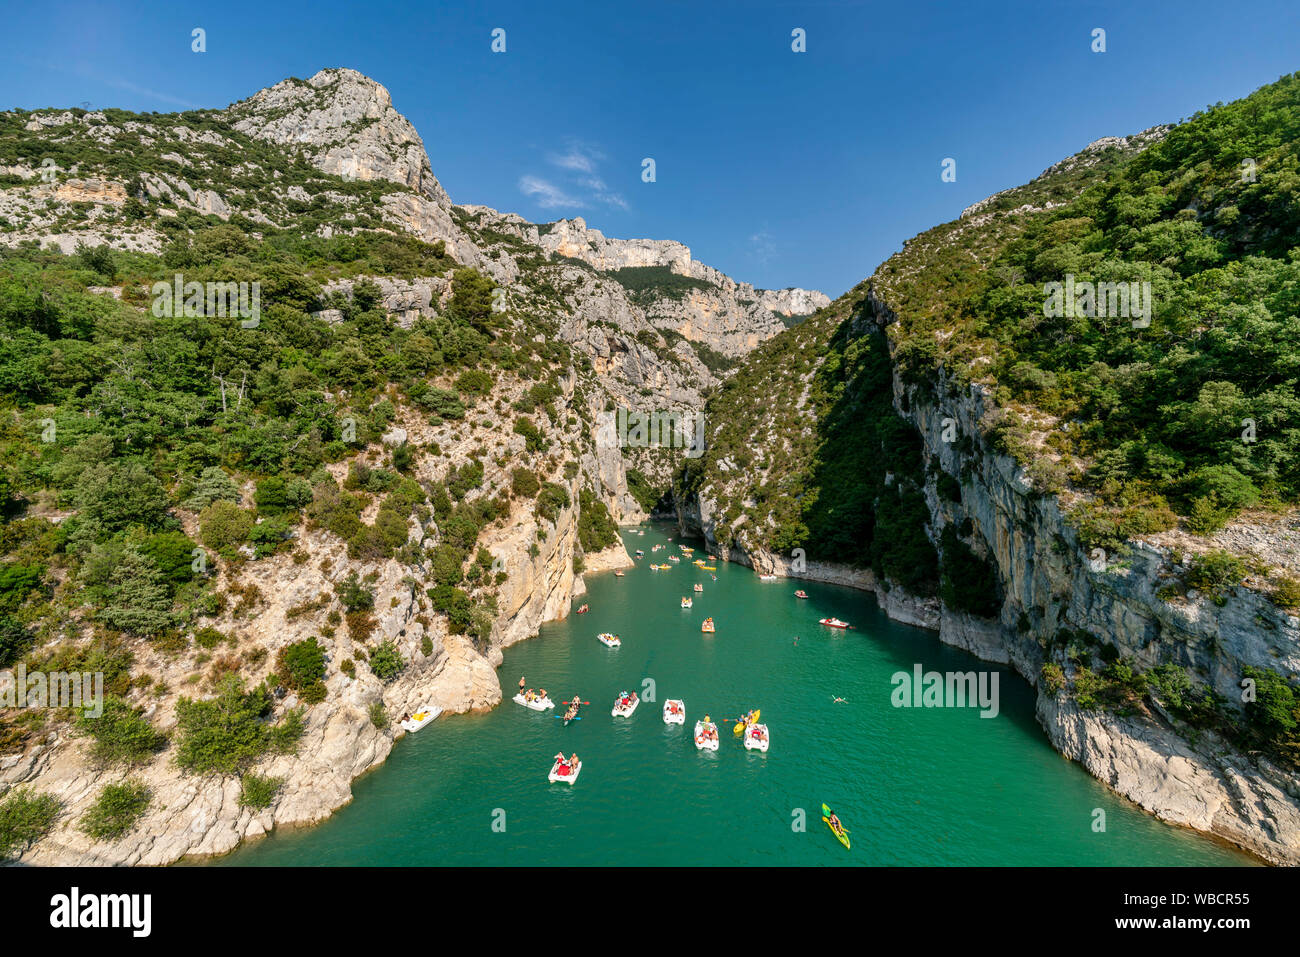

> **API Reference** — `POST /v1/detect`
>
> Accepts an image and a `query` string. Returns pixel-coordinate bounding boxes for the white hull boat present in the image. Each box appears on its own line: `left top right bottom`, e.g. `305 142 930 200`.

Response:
744 723 770 753
663 700 686 724
612 693 640 717
598 633 621 648
400 704 442 732
513 693 554 711
548 759 582 784
694 721 720 751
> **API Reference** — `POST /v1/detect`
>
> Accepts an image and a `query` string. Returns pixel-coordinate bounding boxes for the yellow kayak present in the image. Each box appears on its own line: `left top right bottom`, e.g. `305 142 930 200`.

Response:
733 708 760 735
823 803 850 849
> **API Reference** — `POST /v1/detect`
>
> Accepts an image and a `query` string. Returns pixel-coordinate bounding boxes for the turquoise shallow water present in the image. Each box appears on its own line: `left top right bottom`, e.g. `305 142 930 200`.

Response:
220 523 1252 866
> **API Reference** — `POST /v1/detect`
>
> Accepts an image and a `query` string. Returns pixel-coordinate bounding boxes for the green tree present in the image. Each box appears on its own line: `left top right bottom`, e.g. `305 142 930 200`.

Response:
79 780 151 842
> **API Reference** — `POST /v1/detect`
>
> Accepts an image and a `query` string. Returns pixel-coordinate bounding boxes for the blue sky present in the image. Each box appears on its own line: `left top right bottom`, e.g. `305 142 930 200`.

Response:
2 0 1297 297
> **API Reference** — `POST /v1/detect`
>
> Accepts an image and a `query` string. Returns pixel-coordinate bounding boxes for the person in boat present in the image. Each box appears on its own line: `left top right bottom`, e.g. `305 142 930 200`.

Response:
519 676 526 694
828 811 843 833
554 751 568 768
569 753 579 768
538 689 547 700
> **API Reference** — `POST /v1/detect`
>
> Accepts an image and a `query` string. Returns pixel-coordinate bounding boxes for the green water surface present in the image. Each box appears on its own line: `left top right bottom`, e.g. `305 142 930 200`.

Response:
219 523 1252 866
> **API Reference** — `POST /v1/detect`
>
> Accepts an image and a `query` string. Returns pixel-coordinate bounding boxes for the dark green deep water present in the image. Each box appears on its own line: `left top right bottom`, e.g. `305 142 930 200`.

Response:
220 524 1251 866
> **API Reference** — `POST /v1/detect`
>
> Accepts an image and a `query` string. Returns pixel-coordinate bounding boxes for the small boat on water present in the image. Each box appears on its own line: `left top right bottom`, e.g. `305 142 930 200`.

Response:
733 709 760 735
823 803 850 850
611 691 639 717
744 723 770 753
758 574 778 581
549 758 582 784
681 597 693 608
693 559 706 567
559 698 584 725
819 618 850 629
701 617 715 634
614 570 625 577
597 632 621 648
694 719 719 751
635 549 644 557
699 565 717 571
795 590 809 599
576 603 589 614
694 583 703 593
400 704 442 732
669 555 680 563
513 693 554 711
663 699 686 724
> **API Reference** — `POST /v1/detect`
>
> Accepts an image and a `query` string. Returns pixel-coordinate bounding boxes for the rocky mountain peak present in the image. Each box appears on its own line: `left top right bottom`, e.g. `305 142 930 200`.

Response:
227 67 450 205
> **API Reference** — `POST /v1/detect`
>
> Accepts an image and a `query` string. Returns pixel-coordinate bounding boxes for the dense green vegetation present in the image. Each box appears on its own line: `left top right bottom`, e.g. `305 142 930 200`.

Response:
238 772 283 810
681 289 941 596
75 695 165 766
79 779 150 841
878 71 1300 541
608 266 714 302
577 488 619 552
0 787 60 860
174 677 303 775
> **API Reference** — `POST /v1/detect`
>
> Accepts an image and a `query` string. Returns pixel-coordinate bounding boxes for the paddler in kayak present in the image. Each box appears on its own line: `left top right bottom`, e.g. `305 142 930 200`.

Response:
827 810 844 833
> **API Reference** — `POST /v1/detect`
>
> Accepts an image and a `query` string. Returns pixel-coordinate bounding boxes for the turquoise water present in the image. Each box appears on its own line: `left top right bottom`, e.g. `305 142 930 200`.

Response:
220 523 1252 866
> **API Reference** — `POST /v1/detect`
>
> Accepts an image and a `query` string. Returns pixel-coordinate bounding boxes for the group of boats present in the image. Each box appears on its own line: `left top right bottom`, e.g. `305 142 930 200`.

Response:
691 707 767 752
511 528 858 850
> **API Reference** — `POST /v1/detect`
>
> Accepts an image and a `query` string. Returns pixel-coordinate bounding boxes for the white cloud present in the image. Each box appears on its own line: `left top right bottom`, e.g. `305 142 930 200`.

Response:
520 142 628 212
750 230 776 266
518 175 581 209
548 148 598 173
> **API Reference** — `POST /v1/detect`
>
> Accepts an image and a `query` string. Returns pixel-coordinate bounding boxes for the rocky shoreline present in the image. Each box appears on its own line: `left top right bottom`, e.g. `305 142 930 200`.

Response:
2 532 634 866
673 501 1300 866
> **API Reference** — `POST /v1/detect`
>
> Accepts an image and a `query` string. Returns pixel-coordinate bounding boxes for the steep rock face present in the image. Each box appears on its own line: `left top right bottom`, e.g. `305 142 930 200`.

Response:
757 287 831 317
229 68 449 204
673 294 1300 864
533 216 828 355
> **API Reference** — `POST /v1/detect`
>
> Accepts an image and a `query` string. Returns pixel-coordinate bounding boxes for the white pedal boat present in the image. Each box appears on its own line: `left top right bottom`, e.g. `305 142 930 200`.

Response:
513 693 554 711
743 723 770 752
681 597 693 608
597 633 621 648
663 699 686 724
694 720 720 751
400 704 442 732
612 693 640 717
548 759 582 784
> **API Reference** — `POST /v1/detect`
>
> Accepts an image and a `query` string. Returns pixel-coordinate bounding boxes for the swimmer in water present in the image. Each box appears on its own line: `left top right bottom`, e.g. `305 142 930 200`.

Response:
832 696 847 704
